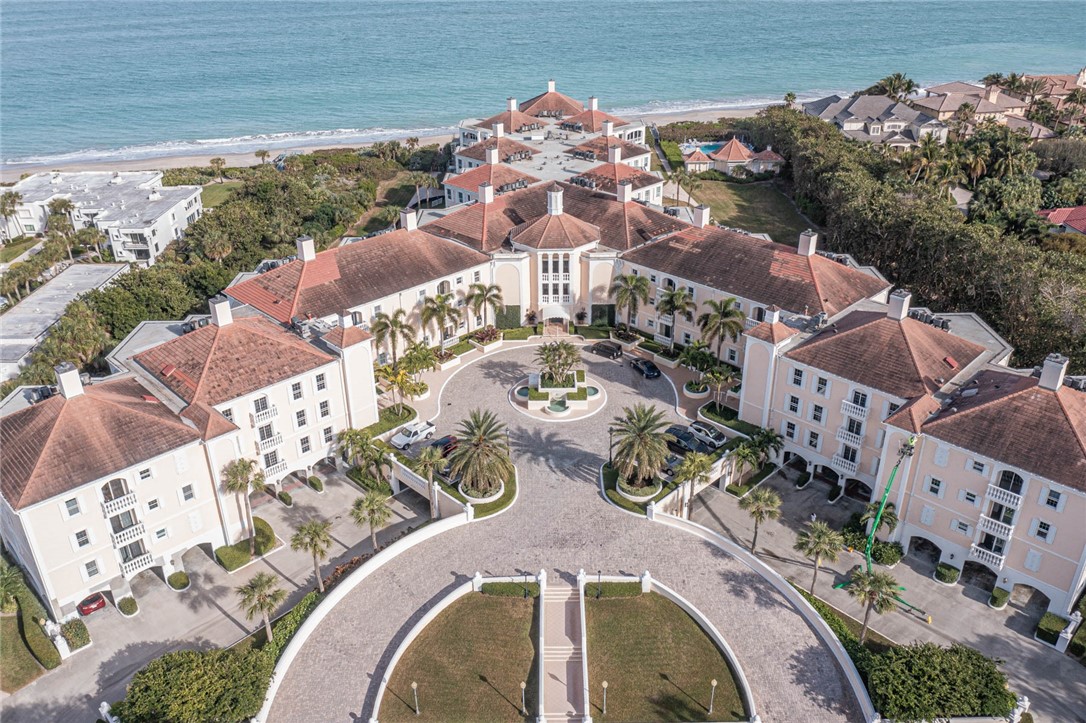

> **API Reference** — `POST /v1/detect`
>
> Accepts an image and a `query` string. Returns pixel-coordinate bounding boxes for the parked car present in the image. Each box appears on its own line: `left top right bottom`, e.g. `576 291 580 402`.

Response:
430 435 458 457
630 358 661 379
661 453 684 477
665 425 711 455
689 420 728 450
590 340 623 360
390 421 436 450
77 592 107 616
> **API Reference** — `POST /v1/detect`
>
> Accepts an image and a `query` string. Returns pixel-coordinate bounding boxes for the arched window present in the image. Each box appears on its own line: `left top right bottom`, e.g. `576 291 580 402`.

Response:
437 280 451 295
997 470 1024 495
102 478 128 503
753 307 765 322
664 278 676 290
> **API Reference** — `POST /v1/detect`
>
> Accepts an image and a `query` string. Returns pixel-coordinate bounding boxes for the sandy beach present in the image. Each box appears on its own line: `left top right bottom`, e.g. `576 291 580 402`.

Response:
0 106 766 182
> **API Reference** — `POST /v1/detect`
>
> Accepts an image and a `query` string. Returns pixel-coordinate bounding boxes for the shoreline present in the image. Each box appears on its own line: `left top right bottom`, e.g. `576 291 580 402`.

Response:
0 105 767 182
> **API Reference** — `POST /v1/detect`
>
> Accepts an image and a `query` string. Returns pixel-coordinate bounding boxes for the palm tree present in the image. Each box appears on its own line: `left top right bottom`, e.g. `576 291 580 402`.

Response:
981 72 1005 88
448 409 513 497
421 293 461 344
376 204 403 227
738 486 781 554
371 308 416 366
611 404 674 488
338 427 389 483
221 459 266 556
406 137 420 153
794 521 844 594
236 572 286 643
534 340 581 386
703 366 738 408
861 502 899 536
696 297 745 362
877 73 918 102
1 190 23 241
784 92 797 109
656 287 696 353
951 102 976 138
209 157 226 183
608 273 651 327
848 569 900 643
376 364 422 415
669 168 692 204
291 520 333 593
352 491 393 551
413 445 446 519
400 340 438 382
730 441 761 487
465 282 504 328
750 428 784 466
255 149 270 165
406 171 438 209
675 451 712 519
961 146 989 188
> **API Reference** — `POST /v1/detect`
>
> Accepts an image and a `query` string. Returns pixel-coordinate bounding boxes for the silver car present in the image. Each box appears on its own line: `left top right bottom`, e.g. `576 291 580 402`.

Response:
689 420 727 450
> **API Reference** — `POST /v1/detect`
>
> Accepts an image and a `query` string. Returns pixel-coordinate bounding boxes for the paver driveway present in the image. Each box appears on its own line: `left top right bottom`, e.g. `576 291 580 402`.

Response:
268 345 864 722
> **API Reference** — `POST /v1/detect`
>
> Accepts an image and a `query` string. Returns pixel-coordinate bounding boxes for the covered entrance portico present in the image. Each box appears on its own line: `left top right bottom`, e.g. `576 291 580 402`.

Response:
541 305 570 336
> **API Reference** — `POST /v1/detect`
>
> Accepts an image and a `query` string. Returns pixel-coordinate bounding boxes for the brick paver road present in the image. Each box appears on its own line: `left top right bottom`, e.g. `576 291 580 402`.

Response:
268 345 864 722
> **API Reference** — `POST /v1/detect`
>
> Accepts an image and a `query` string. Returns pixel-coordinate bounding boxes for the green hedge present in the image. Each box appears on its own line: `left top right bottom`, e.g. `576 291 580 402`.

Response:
362 404 415 437
795 471 811 487
215 517 276 571
567 388 588 401
168 571 190 590
277 490 292 506
1036 612 1068 645
700 402 761 437
307 476 323 492
584 581 642 599
591 304 615 326
502 326 536 340
660 140 685 168
527 388 548 401
989 587 1009 608
119 597 139 616
16 596 60 669
494 304 521 329
480 582 540 598
264 590 322 660
61 619 90 650
346 466 394 495
935 563 960 584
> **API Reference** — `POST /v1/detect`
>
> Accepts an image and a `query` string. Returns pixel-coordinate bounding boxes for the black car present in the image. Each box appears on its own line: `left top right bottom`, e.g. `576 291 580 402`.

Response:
429 435 458 457
665 425 711 455
590 340 623 360
630 358 661 378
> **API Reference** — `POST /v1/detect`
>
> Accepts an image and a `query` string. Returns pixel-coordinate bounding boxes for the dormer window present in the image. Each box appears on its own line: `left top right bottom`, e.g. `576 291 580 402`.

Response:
870 125 881 135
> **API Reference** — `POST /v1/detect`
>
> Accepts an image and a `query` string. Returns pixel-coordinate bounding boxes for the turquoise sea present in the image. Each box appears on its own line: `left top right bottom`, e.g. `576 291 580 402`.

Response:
2 0 1084 168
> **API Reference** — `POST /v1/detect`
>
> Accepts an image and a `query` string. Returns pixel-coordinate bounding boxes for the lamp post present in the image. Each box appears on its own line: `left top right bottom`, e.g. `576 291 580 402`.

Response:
602 680 608 716
524 570 529 599
520 681 527 716
709 679 717 715
596 569 602 599
608 427 615 466
411 681 419 716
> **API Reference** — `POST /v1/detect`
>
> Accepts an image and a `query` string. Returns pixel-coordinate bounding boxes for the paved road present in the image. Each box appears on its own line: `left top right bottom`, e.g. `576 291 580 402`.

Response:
268 346 864 722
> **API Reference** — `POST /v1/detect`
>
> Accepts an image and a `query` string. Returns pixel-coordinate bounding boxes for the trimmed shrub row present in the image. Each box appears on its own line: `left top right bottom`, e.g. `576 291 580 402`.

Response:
935 563 961 584
1035 612 1068 645
584 581 642 599
167 571 190 590
480 582 540 598
61 619 90 650
277 490 293 506
264 590 322 660
215 517 277 571
17 596 60 669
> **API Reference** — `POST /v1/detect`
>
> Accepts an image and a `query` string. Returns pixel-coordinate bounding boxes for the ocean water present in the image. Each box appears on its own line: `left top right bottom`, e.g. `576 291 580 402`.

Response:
2 0 1084 168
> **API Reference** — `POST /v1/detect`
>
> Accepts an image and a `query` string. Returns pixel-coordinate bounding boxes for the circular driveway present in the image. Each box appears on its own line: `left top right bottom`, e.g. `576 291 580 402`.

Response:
268 345 863 722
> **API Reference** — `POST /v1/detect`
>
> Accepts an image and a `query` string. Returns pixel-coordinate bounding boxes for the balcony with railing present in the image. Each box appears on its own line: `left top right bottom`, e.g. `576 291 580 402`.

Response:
653 333 672 346
840 400 869 420
979 515 1015 539
263 460 288 477
830 454 859 476
835 427 864 447
969 544 1006 570
985 484 1021 508
101 492 138 517
121 552 154 578
250 405 278 426
743 317 760 330
111 523 146 548
656 313 673 325
256 433 283 454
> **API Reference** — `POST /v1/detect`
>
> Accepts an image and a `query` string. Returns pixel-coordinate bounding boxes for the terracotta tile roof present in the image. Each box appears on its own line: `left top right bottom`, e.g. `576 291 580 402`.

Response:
921 369 1086 490
423 182 687 253
134 316 336 407
227 230 489 323
620 226 889 315
475 109 544 134
575 162 662 195
785 310 988 399
709 138 753 163
1038 205 1086 233
885 395 941 433
1 378 202 510
321 325 373 350
684 149 712 164
510 211 600 249
746 321 798 345
559 109 629 133
566 136 649 162
444 164 540 193
519 89 584 117
456 137 540 163
752 148 785 162
181 401 239 440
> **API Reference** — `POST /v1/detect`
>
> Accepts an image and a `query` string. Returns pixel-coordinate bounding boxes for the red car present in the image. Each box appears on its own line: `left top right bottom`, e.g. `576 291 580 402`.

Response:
77 592 107 616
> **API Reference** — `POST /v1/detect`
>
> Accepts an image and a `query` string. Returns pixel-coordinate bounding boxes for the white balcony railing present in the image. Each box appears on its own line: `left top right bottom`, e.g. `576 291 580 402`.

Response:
111 523 146 548
830 454 859 476
840 400 869 420
561 273 570 282
256 433 283 454
743 317 760 330
102 492 137 517
985 484 1022 509
969 544 1006 570
979 515 1015 539
263 461 288 477
121 553 154 578
250 405 278 427
653 333 672 346
657 313 674 325
835 427 864 447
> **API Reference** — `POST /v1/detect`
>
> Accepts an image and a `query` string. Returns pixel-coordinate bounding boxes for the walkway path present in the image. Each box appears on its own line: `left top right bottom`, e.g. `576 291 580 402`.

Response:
267 345 863 722
541 581 584 721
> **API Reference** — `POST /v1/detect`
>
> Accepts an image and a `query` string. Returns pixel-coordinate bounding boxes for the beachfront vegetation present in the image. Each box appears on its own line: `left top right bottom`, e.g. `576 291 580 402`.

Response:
693 180 813 243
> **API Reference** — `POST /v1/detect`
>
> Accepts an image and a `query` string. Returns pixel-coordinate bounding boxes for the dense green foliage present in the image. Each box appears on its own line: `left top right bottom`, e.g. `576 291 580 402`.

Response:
118 597 139 616
480 582 540 598
1035 612 1069 645
263 590 322 660
17 596 60 669
493 303 521 329
60 619 90 650
988 586 1009 607
935 563 961 584
307 475 323 492
215 517 275 571
167 572 190 590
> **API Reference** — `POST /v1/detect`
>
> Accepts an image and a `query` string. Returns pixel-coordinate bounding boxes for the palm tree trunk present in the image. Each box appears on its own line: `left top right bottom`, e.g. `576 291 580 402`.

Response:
810 555 821 595
750 520 759 554
247 499 257 557
428 471 436 519
860 603 872 644
314 553 325 593
264 612 274 643
370 525 379 552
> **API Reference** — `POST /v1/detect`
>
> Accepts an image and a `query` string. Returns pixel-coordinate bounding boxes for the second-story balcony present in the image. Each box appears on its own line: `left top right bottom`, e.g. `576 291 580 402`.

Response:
102 492 138 517
250 405 278 427
121 552 154 578
979 515 1015 539
835 427 864 447
985 483 1022 509
969 544 1006 570
830 454 859 476
653 333 672 346
743 317 760 330
840 400 869 420
263 460 288 477
111 523 146 549
256 433 283 454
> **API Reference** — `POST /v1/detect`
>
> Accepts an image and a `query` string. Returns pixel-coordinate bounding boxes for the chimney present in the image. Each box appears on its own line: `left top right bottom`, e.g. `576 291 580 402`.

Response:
478 182 494 204
400 208 418 232
339 309 355 329
602 120 614 137
547 79 556 93
486 147 500 165
547 185 564 216
765 306 781 324
54 362 83 399
985 85 1000 103
588 96 599 111
692 205 710 228
209 295 233 327
617 180 633 204
507 97 517 112
297 235 316 262
887 289 912 321
492 122 504 138
1039 353 1069 391
797 229 818 257
608 145 622 164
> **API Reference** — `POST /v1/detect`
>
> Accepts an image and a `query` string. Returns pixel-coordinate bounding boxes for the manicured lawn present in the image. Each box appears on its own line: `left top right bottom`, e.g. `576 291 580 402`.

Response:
364 405 416 437
601 464 679 515
438 470 517 518
700 402 760 438
446 339 475 356
574 326 611 339
501 326 537 340
201 181 243 208
693 181 813 245
381 593 538 722
0 615 42 693
585 591 746 722
0 236 38 263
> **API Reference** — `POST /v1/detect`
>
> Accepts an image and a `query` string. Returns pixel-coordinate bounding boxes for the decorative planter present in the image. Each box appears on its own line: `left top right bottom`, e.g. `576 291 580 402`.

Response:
459 479 504 505
409 387 431 401
653 353 681 369
610 333 642 352
170 581 191 592
118 604 140 619
527 397 548 411
469 338 502 353
683 384 710 400
932 571 959 587
437 356 461 372
616 481 661 503
988 599 1009 611
545 402 571 417
566 397 589 410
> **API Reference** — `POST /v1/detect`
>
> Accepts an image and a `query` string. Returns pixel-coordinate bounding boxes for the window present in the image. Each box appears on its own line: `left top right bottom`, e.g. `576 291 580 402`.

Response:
315 373 326 392
647 319 655 329
792 368 804 387
788 396 800 414
785 422 796 440
254 396 269 414
1045 490 1062 510
649 274 657 284
418 289 426 301
259 423 275 442
319 400 330 418
85 561 99 578
954 520 970 535
997 470 1024 495
147 498 160 511
682 332 692 345
296 410 308 428
963 491 978 506
842 445 858 463
139 468 152 481
473 270 481 282
65 498 81 517
300 436 312 454
629 315 637 327
182 485 195 502
291 382 303 400
455 276 463 285
727 349 737 363
811 405 824 424
851 390 868 408
1035 520 1053 543
221 408 234 423
75 530 90 548
264 451 279 468
807 431 820 449
887 402 900 416
155 528 168 540
846 417 863 436
927 477 943 496
971 460 986 474
323 426 334 444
